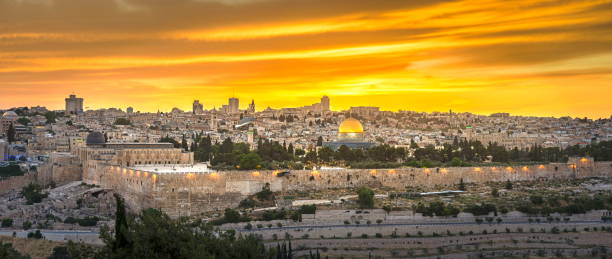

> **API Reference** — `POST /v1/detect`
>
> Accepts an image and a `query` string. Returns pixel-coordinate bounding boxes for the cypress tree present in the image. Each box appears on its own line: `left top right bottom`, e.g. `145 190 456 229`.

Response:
113 194 130 251
7 123 16 143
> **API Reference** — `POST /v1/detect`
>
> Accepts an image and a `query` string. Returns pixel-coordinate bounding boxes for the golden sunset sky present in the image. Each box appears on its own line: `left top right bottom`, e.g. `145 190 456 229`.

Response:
1 0 611 118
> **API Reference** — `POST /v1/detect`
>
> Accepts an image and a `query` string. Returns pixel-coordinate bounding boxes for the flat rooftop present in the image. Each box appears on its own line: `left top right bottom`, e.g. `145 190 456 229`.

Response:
129 163 213 174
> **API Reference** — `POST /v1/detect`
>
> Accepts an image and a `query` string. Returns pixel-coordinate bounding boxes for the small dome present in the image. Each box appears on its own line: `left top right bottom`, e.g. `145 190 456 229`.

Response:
338 118 364 133
86 131 106 145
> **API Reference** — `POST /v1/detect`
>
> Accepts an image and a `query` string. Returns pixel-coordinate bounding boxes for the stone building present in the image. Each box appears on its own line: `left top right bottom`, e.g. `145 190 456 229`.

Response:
65 94 84 115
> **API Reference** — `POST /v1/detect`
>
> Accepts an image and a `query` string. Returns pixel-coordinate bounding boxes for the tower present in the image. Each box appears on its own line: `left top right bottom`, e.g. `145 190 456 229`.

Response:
209 113 217 130
248 99 255 113
65 94 84 115
193 100 204 114
228 98 239 113
320 96 330 112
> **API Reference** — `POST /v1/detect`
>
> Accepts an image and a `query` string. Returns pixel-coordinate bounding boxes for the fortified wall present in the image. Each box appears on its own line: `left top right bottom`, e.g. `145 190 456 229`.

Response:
90 158 611 218
0 172 36 195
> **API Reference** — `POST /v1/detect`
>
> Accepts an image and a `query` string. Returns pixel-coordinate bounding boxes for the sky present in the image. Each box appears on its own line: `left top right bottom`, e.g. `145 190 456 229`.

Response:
0 0 611 118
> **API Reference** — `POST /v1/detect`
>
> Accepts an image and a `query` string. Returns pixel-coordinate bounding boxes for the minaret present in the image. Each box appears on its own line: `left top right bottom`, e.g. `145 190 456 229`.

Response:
248 99 255 113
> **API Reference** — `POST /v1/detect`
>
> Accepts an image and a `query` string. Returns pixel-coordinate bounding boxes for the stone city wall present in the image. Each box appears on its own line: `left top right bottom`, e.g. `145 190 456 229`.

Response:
0 172 36 195
38 153 82 187
91 160 611 217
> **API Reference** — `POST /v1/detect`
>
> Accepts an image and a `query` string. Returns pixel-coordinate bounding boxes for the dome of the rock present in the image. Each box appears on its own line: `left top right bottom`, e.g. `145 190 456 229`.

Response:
338 118 364 134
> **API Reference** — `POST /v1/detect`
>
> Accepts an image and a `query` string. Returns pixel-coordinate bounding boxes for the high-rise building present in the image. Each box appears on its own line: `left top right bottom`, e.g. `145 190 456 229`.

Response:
65 94 84 115
321 96 330 112
193 100 204 114
228 98 239 113
248 99 255 113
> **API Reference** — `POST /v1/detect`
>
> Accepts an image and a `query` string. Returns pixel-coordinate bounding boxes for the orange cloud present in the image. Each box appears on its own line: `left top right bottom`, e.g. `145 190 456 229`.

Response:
0 0 611 118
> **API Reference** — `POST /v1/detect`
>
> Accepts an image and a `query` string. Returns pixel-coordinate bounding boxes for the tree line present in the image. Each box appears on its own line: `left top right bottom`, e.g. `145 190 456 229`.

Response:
161 132 612 170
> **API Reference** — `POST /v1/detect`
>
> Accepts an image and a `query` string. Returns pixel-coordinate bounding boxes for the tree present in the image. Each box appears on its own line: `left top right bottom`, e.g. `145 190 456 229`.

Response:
239 152 263 170
21 183 47 205
16 117 30 126
44 111 58 124
317 147 334 162
316 136 323 146
6 123 16 143
112 194 130 253
0 241 27 259
181 136 188 151
458 178 466 191
113 118 131 125
357 187 375 209
1 219 13 227
491 188 499 197
505 180 513 190
98 208 271 259
224 208 241 223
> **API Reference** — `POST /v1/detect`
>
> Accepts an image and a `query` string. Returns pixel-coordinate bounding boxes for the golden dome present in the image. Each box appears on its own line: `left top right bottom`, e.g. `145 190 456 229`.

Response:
338 118 364 133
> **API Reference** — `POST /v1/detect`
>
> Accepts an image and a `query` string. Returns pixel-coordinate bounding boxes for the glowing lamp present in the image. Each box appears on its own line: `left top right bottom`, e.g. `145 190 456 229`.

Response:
369 169 377 176
474 167 481 172
440 168 448 174
505 167 513 172
252 171 260 177
387 169 396 174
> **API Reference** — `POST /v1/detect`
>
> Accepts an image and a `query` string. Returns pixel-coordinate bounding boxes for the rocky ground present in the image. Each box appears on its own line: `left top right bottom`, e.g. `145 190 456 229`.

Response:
0 181 116 231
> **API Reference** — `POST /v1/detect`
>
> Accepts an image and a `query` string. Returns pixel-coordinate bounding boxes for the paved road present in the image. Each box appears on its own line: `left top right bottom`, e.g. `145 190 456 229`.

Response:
0 229 101 244
238 220 611 233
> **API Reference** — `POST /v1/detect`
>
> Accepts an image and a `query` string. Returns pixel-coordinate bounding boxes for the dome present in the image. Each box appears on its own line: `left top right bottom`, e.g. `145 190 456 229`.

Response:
86 131 106 145
338 118 364 133
2 111 18 120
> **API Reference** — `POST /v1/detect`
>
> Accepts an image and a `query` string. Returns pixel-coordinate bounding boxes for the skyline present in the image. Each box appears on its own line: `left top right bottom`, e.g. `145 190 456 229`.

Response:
1 0 612 118
2 93 611 119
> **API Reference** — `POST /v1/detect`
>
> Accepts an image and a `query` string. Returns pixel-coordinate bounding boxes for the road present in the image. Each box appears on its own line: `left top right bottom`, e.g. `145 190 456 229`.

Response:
0 229 102 245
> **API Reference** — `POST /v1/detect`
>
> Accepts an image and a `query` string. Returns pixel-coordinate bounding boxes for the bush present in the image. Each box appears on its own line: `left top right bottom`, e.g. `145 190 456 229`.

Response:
22 221 32 230
21 183 48 205
64 216 100 226
375 233 383 238
27 230 43 239
299 205 316 214
1 218 13 227
464 203 497 216
238 198 255 209
357 187 374 209
0 164 25 178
